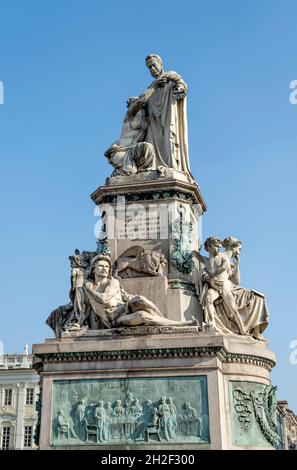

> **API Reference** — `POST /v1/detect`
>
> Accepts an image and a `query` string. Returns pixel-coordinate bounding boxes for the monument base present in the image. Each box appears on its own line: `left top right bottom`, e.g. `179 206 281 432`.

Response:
33 330 277 450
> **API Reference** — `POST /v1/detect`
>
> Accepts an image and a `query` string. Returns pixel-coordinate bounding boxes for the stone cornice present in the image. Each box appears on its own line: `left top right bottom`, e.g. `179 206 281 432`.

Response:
33 346 275 371
91 179 207 212
223 351 275 370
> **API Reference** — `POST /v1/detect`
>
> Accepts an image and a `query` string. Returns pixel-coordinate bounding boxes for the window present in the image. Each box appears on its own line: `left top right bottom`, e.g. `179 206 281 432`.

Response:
7 357 14 363
24 426 32 448
1 427 10 450
16 356 22 363
26 388 34 405
4 389 12 406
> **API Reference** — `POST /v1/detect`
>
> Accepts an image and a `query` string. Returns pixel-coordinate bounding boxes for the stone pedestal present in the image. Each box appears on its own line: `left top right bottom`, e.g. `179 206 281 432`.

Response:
33 331 277 450
91 173 206 322
121 277 203 323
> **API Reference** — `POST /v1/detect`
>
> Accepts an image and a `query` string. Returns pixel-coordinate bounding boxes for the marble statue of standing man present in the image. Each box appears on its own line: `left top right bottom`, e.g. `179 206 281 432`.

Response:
128 54 193 179
145 54 192 178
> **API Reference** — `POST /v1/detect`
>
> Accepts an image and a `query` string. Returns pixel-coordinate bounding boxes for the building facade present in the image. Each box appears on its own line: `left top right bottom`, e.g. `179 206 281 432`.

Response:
277 401 297 450
0 346 39 450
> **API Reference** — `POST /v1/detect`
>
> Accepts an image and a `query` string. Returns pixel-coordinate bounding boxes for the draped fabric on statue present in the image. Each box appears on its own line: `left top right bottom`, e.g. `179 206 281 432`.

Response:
213 287 269 339
145 73 192 179
198 274 269 339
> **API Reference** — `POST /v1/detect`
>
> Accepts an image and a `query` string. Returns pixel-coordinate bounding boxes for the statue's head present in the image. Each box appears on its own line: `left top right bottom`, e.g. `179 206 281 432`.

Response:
146 54 163 78
89 254 112 279
204 237 222 255
222 237 242 257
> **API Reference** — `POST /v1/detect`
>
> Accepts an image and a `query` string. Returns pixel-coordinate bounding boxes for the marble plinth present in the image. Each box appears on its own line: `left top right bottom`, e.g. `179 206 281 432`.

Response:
33 331 277 450
91 176 206 322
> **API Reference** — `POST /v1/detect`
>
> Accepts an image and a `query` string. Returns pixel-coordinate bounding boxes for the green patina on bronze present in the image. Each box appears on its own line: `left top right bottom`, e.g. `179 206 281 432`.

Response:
101 189 197 205
171 215 194 274
230 381 279 448
33 390 42 446
96 237 110 255
51 376 210 447
169 281 196 293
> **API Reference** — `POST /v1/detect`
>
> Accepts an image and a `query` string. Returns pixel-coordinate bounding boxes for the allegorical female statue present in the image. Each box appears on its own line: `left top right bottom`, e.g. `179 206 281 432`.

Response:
194 236 269 340
220 237 269 340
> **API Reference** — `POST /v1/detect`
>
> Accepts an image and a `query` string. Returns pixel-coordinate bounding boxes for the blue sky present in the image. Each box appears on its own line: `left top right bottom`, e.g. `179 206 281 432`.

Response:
0 0 296 411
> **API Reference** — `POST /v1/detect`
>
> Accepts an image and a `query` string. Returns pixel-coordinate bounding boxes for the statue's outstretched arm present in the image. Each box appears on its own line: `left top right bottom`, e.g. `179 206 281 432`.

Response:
84 283 103 303
127 87 156 119
230 261 241 285
192 250 206 265
166 72 188 98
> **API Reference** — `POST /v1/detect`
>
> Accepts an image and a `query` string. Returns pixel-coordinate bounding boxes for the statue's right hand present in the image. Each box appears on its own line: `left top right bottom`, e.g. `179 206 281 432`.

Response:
126 108 136 120
84 282 93 293
155 77 168 88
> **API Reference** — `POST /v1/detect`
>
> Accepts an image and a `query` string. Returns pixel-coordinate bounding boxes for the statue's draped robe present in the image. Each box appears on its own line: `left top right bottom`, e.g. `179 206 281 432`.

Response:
105 108 154 176
198 272 269 339
146 72 192 179
46 303 74 338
